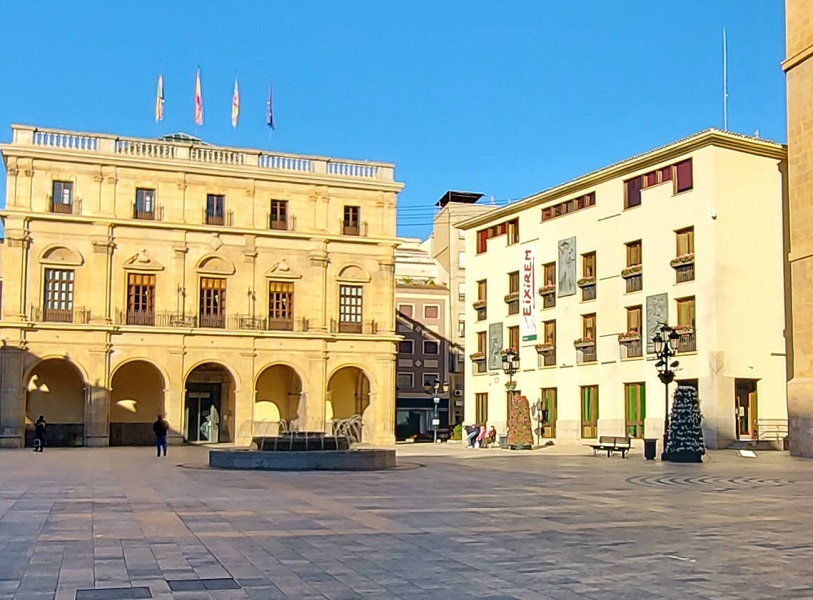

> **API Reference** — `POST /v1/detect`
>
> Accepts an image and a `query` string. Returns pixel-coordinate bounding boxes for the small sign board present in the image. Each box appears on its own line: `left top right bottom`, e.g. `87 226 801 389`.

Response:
431 418 440 426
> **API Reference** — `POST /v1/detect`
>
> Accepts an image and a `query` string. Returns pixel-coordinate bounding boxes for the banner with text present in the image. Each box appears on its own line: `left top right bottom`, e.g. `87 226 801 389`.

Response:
521 248 537 342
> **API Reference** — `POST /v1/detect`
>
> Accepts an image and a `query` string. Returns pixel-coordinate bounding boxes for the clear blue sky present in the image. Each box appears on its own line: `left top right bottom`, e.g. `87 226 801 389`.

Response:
0 0 786 239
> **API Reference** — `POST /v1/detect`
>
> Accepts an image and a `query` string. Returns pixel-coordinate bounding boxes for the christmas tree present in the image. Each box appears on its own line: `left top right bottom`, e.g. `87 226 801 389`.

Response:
663 385 705 463
507 393 534 450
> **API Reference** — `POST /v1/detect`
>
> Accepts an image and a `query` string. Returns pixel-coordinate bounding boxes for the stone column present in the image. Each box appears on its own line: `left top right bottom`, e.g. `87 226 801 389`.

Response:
309 243 330 333
0 346 27 448
303 351 328 432
165 348 185 445
85 385 111 447
2 229 30 321
371 351 396 445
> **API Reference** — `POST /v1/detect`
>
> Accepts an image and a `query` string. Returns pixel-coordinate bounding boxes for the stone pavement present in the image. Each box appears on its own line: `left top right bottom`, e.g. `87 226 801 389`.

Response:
1 443 812 599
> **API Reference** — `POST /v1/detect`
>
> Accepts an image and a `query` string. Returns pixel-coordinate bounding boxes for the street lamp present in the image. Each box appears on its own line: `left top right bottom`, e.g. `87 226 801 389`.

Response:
653 324 681 459
501 348 520 390
423 378 449 444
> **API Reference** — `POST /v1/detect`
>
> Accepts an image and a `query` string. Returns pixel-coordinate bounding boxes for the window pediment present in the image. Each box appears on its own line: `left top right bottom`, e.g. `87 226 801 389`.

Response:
123 249 164 272
196 254 235 276
264 258 301 280
40 245 83 267
336 264 371 283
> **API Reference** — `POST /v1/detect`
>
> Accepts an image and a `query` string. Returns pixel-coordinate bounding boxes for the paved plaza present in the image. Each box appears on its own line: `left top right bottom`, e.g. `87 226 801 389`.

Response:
0 443 812 600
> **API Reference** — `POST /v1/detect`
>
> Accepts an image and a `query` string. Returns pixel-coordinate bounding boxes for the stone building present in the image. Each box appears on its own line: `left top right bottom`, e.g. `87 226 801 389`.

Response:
0 125 403 448
458 129 788 451
784 0 813 457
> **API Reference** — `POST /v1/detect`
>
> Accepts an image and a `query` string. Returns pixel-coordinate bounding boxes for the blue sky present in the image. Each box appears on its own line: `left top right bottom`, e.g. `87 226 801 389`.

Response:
0 1 786 239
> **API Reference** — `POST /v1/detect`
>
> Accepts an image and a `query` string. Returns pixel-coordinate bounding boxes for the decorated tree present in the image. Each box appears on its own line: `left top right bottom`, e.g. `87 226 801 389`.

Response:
507 393 534 450
663 385 705 463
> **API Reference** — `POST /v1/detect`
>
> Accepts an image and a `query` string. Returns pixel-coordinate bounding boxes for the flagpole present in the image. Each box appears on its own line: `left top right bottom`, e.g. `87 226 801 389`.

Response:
723 28 728 132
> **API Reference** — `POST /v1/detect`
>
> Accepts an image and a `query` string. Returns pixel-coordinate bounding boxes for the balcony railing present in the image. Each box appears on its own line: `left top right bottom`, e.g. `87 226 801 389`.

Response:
676 329 696 353
17 125 396 183
114 311 309 332
342 222 360 236
204 210 234 227
116 310 155 326
133 204 163 221
675 264 695 283
270 216 289 231
576 344 597 364
619 338 643 359
625 274 643 293
330 319 377 334
49 198 82 215
30 306 91 324
199 313 226 328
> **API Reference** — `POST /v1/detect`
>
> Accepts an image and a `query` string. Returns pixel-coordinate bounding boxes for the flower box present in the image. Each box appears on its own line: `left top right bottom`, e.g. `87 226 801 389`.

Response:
505 382 517 390
472 299 488 309
672 325 694 334
535 343 555 354
469 352 485 361
577 277 596 288
504 291 520 303
573 338 595 348
538 284 556 296
621 265 642 279
501 347 518 355
617 331 641 342
670 253 695 268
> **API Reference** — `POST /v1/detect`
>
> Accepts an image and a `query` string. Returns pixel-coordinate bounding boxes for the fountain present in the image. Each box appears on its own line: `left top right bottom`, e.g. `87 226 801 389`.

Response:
208 416 396 471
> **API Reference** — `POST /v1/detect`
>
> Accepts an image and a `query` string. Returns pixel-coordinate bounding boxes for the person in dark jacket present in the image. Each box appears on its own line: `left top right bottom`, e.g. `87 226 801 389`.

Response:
34 415 46 452
153 414 169 457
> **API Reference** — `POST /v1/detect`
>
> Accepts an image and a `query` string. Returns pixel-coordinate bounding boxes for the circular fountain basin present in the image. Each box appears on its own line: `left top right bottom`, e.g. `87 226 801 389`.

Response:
209 448 395 471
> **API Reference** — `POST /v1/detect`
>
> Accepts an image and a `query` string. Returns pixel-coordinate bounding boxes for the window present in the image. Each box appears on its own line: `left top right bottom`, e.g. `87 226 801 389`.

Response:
339 285 363 333
477 331 486 354
399 340 414 354
424 305 439 319
127 273 155 325
397 373 414 388
541 192 596 221
458 282 465 301
624 177 642 209
539 320 556 367
458 315 465 337
626 305 642 333
422 373 439 388
581 252 596 301
676 296 696 352
507 218 519 245
541 262 556 308
579 314 596 363
51 181 74 213
423 340 439 355
625 383 646 438
476 279 487 321
675 227 695 283
199 278 226 328
582 314 596 340
458 251 466 269
475 393 489 424
677 379 699 393
675 159 693 193
271 200 288 230
474 331 487 373
343 206 360 235
268 281 294 330
541 388 557 438
134 188 155 220
626 241 642 267
43 268 74 322
507 271 520 315
206 194 225 225
625 240 643 293
581 386 599 438
676 227 694 256
477 229 488 254
508 325 519 350
398 304 413 318
621 305 643 359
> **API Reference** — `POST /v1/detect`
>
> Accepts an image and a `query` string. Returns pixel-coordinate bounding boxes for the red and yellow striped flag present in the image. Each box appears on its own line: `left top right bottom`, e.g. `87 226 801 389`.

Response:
194 68 203 126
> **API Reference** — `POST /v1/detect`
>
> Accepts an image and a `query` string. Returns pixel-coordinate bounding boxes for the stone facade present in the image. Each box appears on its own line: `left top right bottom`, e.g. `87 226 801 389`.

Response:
458 130 788 451
0 125 403 448
785 0 813 457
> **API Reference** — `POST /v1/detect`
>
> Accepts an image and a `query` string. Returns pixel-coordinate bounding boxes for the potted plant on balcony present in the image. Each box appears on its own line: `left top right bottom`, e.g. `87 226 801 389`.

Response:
573 337 595 348
503 291 520 303
469 351 486 361
670 253 695 268
577 276 596 288
472 299 488 309
535 342 555 354
672 324 694 334
538 283 556 296
617 330 641 342
621 264 642 278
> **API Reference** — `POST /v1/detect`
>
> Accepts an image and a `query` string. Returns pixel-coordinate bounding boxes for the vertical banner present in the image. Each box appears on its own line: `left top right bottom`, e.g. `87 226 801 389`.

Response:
521 248 537 342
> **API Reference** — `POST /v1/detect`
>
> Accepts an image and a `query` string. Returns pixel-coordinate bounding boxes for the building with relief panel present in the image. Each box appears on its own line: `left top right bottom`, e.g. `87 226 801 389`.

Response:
458 130 788 451
0 125 403 448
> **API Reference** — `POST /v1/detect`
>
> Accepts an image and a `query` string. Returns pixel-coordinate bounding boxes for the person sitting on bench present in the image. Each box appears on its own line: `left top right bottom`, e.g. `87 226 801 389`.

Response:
483 426 497 448
476 425 487 448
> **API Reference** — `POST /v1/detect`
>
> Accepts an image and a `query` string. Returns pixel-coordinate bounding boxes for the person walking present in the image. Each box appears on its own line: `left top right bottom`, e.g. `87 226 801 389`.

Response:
33 415 46 452
153 414 169 457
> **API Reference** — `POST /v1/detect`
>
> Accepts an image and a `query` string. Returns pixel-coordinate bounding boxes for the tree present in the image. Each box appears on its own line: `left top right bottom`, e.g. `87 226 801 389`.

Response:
663 385 705 463
507 393 534 450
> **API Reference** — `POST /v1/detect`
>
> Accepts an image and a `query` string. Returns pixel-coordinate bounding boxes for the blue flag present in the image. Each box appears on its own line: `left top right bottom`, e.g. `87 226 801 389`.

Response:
266 82 275 130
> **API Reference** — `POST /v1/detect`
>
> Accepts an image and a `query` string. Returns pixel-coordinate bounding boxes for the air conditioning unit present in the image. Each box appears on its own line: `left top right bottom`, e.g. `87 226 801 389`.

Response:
453 389 463 397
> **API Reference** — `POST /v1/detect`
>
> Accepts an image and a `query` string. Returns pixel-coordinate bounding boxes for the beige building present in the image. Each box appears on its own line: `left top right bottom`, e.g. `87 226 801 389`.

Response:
0 125 403 448
784 0 813 456
459 130 788 451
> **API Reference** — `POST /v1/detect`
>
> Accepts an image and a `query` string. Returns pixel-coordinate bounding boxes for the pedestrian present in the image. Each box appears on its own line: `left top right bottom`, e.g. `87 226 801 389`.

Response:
464 424 479 448
33 415 46 452
153 414 169 457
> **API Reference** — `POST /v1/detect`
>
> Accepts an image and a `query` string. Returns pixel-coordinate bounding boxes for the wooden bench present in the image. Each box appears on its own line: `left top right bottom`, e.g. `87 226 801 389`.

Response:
586 435 632 458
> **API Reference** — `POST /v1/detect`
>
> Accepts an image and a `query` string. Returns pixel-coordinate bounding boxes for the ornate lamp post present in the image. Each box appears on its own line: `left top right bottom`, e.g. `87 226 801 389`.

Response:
501 348 520 390
423 378 449 444
653 324 681 458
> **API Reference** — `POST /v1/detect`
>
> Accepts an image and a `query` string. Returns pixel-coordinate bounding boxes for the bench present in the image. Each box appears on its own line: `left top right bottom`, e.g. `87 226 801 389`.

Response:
586 436 632 458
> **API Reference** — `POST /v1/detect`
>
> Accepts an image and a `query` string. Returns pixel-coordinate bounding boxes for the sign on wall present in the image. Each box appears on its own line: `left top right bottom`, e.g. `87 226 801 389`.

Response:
558 237 577 297
646 293 668 354
521 248 537 342
488 322 503 371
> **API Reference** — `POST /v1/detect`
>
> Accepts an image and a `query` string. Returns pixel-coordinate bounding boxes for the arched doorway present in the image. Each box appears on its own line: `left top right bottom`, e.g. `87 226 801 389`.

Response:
25 358 85 446
254 365 303 435
326 366 371 442
109 361 165 446
184 362 235 443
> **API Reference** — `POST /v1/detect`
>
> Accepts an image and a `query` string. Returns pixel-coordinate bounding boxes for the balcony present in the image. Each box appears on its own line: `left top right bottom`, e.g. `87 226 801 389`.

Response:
675 327 696 353
270 215 291 231
117 310 155 326
574 339 596 364
342 222 360 236
535 344 556 367
330 319 378 334
619 337 643 359
577 277 596 301
204 210 234 227
114 311 310 332
199 313 226 328
30 306 91 324
49 198 82 215
133 203 163 221
622 265 642 293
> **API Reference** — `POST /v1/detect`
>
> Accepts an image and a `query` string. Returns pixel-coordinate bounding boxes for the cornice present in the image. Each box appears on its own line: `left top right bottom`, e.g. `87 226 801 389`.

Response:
456 129 786 230
783 44 813 72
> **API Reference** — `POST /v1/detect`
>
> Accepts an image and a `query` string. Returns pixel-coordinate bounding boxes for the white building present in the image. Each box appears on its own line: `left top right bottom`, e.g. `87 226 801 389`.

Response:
458 130 788 450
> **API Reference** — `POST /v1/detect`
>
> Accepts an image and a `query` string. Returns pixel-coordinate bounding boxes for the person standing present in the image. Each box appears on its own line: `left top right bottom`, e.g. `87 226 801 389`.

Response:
153 414 169 457
33 415 46 452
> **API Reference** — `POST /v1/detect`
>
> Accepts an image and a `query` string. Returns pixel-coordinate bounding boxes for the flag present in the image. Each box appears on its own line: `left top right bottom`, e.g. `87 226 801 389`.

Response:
194 68 203 126
266 81 275 130
231 78 239 128
155 74 164 122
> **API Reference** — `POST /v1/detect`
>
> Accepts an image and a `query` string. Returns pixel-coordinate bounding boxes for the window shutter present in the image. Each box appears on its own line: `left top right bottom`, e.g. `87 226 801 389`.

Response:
675 159 693 192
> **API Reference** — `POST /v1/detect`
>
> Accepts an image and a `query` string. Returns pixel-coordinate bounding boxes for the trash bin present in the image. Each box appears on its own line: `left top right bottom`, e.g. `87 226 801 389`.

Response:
499 433 509 450
643 438 657 461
